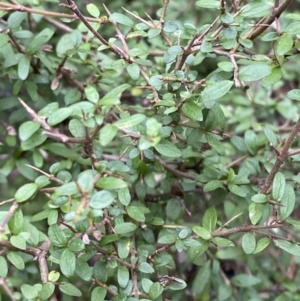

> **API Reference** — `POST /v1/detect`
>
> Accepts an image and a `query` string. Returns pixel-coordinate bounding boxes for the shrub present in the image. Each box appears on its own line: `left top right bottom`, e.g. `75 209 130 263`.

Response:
1 0 300 300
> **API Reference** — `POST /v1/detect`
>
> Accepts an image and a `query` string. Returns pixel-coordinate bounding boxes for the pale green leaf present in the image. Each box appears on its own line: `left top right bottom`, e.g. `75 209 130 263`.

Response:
239 64 272 81
15 183 38 203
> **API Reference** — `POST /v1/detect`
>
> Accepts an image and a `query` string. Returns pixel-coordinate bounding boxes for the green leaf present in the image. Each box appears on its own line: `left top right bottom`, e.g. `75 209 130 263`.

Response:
182 101 203 121
201 80 233 108
110 13 134 27
127 63 140 80
7 251 25 270
262 66 282 87
202 206 217 232
239 38 253 49
31 209 51 222
114 113 146 128
118 266 129 288
155 139 181 157
138 262 155 273
127 205 145 222
244 130 258 155
231 274 261 287
26 28 55 54
21 284 38 299
218 283 232 301
99 124 118 146
242 233 256 254
47 107 73 126
149 74 163 89
148 28 161 39
15 183 38 203
157 235 176 244
48 210 58 225
205 133 224 155
165 45 183 55
192 226 211 240
21 131 47 151
228 184 247 197
69 119 85 138
10 234 26 250
96 177 127 189
48 271 60 282
279 184 295 219
142 278 153 293
149 282 164 299
287 89 300 101
23 222 39 246
211 237 234 247
77 170 95 193
274 239 300 256
218 61 234 72
203 180 224 192
93 261 107 282
249 203 264 225
272 172 285 201
114 222 137 234
0 256 8 277
166 199 181 221
69 238 85 252
192 261 211 294
196 0 219 9
8 208 23 235
285 22 300 35
85 85 99 103
75 258 92 281
91 287 106 301
60 249 76 277
43 143 87 164
274 34 293 56
59 283 82 297
239 64 272 81
187 241 209 262
164 21 178 33
90 190 115 209
262 125 278 146
19 121 40 141
118 187 131 206
48 224 68 247
253 237 270 254
18 55 30 80
7 12 27 29
39 282 55 300
55 181 78 196
129 48 149 57
241 1 272 17
251 194 267 203
86 3 100 18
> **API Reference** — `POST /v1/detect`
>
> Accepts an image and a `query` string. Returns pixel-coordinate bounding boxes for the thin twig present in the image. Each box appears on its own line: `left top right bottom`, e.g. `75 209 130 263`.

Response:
261 118 300 194
90 242 134 269
0 1 108 23
122 6 153 28
0 202 19 234
250 0 294 40
63 0 128 59
156 156 196 180
19 98 52 131
103 4 129 54
212 223 285 237
93 279 119 296
0 277 16 301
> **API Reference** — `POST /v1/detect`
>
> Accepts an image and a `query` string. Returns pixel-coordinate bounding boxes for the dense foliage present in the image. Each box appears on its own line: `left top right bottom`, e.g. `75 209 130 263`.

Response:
1 0 300 300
